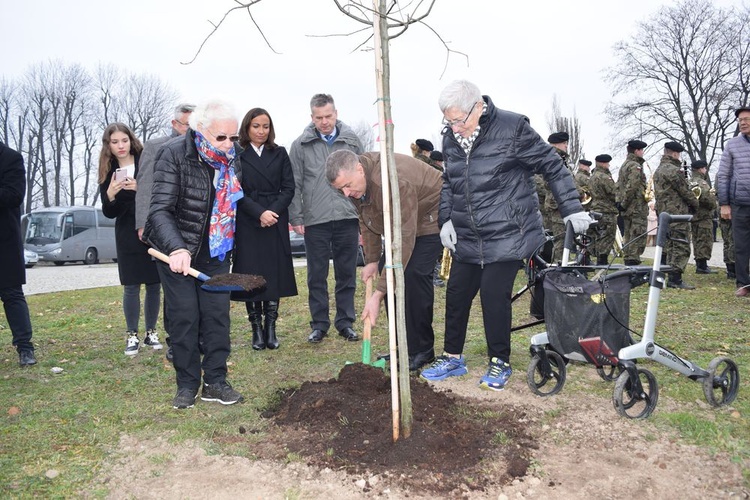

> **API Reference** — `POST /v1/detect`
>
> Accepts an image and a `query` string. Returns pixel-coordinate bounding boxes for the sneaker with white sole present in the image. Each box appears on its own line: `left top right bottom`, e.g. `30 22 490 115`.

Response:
200 381 244 405
124 332 139 356
479 357 512 391
172 387 198 409
143 329 163 350
420 355 468 381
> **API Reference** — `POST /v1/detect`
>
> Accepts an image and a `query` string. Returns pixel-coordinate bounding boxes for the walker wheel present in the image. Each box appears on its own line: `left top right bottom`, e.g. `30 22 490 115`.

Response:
527 350 567 397
597 364 623 382
702 357 740 407
613 368 659 419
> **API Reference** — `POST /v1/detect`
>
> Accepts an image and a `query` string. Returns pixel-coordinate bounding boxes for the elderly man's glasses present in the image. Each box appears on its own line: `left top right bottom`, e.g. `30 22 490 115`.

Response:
738 117 750 123
174 119 189 127
443 104 477 128
206 129 239 143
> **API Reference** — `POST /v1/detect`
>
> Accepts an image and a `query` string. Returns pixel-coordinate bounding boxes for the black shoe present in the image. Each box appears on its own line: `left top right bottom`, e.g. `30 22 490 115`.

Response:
307 329 327 343
172 387 198 409
696 267 717 274
18 349 37 367
200 381 244 405
667 280 696 290
338 327 360 342
248 301 265 350
409 349 436 371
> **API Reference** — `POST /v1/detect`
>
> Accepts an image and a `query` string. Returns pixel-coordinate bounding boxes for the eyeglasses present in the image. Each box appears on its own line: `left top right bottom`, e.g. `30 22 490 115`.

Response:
738 117 750 123
443 104 477 128
206 129 239 143
174 119 189 127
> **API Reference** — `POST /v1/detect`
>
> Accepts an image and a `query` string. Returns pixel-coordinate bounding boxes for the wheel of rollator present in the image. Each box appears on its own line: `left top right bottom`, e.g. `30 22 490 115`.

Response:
612 368 659 419
526 350 567 397
702 357 740 407
597 364 623 382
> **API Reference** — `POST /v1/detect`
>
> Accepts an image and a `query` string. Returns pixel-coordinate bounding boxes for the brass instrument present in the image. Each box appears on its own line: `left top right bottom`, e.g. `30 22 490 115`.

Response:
439 247 452 281
580 188 592 206
644 176 655 202
690 182 702 199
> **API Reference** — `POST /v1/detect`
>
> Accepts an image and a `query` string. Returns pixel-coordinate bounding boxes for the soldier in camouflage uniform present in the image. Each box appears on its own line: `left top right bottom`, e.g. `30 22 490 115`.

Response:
429 150 444 172
652 141 699 289
720 218 736 279
574 159 593 264
689 160 718 274
616 140 649 266
412 138 440 170
589 154 618 265
544 132 570 263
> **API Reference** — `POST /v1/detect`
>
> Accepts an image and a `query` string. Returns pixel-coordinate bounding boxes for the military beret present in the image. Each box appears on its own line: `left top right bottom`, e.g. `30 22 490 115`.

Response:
627 139 648 150
595 154 612 163
734 106 750 117
691 160 708 169
415 139 434 152
664 141 684 153
578 159 592 166
548 132 569 144
429 150 443 162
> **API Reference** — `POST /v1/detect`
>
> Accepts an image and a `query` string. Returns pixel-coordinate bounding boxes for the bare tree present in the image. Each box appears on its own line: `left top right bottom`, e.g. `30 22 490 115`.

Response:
605 0 750 165
351 119 376 152
546 94 584 166
122 73 178 143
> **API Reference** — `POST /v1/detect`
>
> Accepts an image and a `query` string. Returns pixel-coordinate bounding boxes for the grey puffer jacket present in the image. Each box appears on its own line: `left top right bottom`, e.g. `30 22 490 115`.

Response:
288 120 363 227
439 96 582 265
717 133 750 207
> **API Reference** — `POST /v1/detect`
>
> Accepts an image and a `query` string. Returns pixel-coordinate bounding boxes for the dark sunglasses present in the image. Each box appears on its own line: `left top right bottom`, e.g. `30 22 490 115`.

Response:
206 129 239 143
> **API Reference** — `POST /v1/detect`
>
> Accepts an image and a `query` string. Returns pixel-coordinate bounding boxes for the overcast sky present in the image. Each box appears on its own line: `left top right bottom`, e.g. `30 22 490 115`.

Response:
0 0 740 172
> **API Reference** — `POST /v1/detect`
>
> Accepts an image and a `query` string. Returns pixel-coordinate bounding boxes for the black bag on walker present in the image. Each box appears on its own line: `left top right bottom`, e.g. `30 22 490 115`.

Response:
542 269 633 364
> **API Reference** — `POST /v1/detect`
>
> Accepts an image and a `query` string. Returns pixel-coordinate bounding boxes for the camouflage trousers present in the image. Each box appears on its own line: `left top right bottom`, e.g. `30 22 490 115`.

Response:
691 221 714 261
549 217 565 264
622 214 648 262
594 212 617 257
666 221 691 272
720 218 734 264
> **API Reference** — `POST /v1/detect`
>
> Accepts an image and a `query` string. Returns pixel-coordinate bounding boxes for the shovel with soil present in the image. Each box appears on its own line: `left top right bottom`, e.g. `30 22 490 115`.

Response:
147 248 266 293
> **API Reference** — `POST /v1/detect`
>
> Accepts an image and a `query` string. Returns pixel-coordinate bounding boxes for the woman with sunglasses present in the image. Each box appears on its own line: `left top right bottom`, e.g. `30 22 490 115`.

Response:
231 108 297 351
144 100 245 410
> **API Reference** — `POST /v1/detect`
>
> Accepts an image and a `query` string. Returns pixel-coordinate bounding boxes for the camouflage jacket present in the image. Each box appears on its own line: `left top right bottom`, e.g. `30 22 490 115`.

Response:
574 169 590 205
689 170 717 225
544 148 570 211
653 155 699 216
589 166 618 214
415 152 441 172
534 174 549 210
616 153 648 217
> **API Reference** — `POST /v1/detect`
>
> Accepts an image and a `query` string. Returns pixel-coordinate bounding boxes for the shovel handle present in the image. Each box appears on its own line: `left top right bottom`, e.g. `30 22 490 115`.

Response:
363 277 373 342
147 248 210 282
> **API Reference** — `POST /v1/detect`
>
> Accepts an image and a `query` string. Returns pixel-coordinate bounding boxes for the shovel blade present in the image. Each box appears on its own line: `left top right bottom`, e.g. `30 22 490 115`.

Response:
199 284 245 293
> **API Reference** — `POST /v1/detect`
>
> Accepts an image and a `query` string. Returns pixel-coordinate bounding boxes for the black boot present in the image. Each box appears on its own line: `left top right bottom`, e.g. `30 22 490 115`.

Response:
247 301 265 350
623 259 640 266
696 258 717 274
597 254 609 266
667 271 696 290
264 300 280 350
727 263 736 280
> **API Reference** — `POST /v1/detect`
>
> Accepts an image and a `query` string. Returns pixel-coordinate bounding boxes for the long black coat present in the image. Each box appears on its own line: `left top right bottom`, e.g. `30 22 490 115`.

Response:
231 145 297 301
100 156 160 286
0 142 26 288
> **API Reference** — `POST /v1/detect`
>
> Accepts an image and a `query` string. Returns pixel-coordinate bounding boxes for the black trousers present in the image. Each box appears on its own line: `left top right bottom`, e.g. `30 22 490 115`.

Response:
304 219 359 332
157 258 231 391
0 286 33 351
443 259 522 363
733 204 750 287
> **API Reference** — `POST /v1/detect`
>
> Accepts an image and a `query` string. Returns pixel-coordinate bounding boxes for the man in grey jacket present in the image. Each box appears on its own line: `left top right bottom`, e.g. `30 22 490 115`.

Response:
717 105 750 297
289 94 364 343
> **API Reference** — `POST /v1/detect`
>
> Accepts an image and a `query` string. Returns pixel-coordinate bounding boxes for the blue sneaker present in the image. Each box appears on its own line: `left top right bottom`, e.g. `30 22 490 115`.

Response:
479 357 512 391
420 355 468 381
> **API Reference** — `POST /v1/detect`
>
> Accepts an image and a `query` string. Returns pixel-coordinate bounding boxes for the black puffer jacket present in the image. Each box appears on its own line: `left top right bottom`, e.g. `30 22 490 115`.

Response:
439 96 582 265
144 130 238 257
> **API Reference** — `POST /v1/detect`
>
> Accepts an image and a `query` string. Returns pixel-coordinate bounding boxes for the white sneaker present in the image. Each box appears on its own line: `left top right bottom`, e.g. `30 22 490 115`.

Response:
143 329 163 350
124 332 140 356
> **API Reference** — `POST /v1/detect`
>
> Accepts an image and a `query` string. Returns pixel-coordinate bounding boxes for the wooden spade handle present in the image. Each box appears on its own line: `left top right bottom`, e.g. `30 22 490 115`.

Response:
363 276 373 342
147 248 210 282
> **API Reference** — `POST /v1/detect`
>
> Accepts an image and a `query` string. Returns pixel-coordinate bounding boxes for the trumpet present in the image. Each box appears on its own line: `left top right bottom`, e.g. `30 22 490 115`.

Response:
580 187 592 206
690 182 702 199
644 176 655 202
439 247 452 281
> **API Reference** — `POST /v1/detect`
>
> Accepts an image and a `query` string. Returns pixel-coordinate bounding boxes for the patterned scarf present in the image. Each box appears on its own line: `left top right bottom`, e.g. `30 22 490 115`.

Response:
194 131 244 261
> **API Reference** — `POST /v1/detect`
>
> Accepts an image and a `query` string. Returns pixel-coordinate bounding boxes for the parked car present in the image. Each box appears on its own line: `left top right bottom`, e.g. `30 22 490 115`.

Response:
24 248 39 268
288 229 365 266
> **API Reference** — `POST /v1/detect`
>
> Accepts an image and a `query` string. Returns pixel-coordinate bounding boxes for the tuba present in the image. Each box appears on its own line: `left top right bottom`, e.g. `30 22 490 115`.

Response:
439 247 452 281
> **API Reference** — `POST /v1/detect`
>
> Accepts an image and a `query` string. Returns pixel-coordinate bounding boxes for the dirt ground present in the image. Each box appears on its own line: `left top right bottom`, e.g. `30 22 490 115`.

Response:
100 363 747 499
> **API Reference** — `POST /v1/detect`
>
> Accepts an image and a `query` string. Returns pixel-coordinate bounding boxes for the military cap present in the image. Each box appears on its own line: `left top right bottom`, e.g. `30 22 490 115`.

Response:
548 132 569 144
429 150 443 162
415 139 434 152
691 160 708 169
627 139 648 150
578 159 592 167
595 154 612 163
734 106 750 117
664 141 684 153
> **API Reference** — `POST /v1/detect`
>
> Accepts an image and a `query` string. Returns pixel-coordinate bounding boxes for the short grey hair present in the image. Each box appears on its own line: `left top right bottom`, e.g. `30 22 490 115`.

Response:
325 149 359 184
310 93 335 111
174 103 195 119
189 100 237 130
438 80 482 113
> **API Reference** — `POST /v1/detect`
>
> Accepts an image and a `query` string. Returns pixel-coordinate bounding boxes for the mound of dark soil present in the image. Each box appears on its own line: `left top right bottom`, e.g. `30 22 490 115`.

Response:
260 363 535 494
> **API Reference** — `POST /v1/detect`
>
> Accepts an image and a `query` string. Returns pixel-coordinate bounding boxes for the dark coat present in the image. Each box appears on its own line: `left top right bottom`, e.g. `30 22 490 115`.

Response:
439 96 582 265
100 155 160 286
231 145 297 301
0 142 26 288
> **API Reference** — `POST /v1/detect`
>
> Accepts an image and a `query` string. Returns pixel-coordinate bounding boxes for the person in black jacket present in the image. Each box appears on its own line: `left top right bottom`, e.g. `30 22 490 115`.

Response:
0 141 37 367
231 108 298 351
144 100 245 410
421 80 591 391
98 123 161 356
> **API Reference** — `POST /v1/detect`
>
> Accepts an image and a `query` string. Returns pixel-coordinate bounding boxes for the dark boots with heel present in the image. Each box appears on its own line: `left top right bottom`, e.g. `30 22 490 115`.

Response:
264 300 280 350
247 301 265 351
695 258 717 274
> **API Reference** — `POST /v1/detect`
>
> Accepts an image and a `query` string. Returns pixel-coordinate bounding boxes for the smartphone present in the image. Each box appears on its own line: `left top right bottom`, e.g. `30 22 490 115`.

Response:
114 168 127 182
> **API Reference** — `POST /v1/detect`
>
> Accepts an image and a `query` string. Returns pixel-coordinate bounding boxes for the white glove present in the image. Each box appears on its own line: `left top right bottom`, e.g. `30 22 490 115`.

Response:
440 220 457 251
563 211 593 234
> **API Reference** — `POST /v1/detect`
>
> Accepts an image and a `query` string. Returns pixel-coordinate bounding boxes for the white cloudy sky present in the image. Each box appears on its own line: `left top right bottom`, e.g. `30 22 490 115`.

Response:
0 0 740 170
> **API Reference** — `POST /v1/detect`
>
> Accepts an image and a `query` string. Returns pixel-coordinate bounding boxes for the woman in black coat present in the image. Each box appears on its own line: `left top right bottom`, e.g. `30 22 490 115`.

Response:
98 123 161 356
232 108 297 350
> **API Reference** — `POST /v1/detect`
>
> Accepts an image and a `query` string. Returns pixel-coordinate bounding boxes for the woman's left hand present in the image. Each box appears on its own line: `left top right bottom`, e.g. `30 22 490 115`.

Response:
122 177 137 191
260 210 279 227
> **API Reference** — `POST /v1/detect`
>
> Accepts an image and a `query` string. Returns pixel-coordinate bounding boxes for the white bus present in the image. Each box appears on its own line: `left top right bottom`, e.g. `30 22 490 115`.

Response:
23 206 116 265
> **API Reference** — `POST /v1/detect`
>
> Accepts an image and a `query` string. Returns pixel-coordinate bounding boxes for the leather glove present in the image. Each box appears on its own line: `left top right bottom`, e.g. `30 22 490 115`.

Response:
440 220 457 252
563 211 593 234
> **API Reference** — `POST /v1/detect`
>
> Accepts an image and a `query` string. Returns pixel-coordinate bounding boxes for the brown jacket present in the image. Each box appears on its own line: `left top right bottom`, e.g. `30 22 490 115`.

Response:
351 152 441 293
